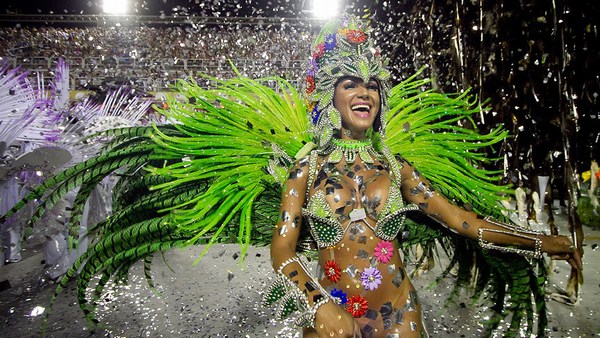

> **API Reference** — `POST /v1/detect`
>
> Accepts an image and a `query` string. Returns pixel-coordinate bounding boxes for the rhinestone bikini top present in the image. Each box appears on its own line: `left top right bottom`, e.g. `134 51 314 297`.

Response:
302 148 418 248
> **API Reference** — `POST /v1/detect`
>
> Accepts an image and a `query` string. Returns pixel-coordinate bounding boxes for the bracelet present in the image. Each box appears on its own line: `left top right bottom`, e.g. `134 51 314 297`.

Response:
313 295 331 314
276 256 301 274
295 295 331 328
265 255 333 328
483 217 545 236
478 227 543 259
277 256 329 298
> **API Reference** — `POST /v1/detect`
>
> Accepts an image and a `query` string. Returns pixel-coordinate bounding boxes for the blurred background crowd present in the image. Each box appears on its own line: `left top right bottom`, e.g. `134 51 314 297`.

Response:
0 24 313 91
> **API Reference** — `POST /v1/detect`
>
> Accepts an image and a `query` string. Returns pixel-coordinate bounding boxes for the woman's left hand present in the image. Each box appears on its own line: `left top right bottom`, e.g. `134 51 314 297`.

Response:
541 235 582 270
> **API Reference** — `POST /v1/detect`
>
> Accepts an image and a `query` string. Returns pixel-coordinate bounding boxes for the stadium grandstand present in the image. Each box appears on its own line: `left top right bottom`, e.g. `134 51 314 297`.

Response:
0 13 319 100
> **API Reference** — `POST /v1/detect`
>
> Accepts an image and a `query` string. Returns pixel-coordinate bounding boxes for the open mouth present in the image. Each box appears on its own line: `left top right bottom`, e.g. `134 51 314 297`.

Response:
351 104 371 113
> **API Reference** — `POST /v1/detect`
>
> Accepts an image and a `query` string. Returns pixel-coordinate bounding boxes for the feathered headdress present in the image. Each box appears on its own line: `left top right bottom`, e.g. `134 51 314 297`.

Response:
305 14 391 146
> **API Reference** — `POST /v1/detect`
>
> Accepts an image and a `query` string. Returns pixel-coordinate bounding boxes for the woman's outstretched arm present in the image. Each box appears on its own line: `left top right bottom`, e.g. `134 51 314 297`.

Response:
397 157 581 270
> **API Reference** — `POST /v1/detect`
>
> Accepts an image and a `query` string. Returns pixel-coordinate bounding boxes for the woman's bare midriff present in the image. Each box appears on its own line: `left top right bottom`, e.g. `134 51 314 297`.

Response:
305 156 425 337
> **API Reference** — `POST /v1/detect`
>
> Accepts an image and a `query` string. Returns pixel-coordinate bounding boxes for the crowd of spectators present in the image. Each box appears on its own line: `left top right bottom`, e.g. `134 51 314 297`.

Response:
0 25 314 91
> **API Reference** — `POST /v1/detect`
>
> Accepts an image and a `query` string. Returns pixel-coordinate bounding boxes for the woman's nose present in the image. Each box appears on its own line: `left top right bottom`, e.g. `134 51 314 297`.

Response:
356 84 369 98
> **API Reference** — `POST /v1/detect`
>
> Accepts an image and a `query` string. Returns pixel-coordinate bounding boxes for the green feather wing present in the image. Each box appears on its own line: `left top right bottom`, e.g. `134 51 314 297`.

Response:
3 73 311 328
386 72 547 337
144 73 311 259
386 72 510 217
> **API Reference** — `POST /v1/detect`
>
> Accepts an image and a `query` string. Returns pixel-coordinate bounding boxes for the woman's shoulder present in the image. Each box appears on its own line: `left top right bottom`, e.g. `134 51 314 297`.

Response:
287 155 313 180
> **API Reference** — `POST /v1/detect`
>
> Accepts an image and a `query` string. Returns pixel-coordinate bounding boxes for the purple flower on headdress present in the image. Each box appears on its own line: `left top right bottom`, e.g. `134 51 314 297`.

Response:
324 33 336 51
330 288 348 305
306 58 318 77
360 267 382 291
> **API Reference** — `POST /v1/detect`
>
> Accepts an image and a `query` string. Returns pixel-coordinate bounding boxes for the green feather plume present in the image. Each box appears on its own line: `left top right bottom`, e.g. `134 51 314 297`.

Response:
386 71 511 216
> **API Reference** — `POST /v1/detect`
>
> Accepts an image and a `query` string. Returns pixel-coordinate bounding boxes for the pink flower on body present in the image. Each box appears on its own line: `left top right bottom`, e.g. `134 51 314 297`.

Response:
374 240 394 264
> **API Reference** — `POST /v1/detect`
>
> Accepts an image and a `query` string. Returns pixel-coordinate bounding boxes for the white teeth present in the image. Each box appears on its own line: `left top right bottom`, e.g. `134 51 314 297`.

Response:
351 104 370 110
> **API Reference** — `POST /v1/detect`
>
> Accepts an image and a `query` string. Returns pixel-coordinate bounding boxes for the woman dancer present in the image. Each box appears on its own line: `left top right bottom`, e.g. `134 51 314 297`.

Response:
0 13 580 338
269 14 580 338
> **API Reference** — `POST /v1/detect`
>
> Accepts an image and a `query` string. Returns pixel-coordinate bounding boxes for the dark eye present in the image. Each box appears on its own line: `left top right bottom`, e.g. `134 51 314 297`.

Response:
343 81 357 89
367 81 379 90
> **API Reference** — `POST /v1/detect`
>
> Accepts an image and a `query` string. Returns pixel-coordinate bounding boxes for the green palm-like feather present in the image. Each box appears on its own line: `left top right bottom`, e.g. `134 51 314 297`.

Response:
475 252 548 337
0 142 153 224
110 165 179 211
97 183 204 235
26 151 151 227
385 72 510 217
66 174 109 249
75 239 189 323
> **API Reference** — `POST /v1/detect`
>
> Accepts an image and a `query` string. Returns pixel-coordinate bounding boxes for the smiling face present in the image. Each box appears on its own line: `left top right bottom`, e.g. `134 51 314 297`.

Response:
333 77 381 140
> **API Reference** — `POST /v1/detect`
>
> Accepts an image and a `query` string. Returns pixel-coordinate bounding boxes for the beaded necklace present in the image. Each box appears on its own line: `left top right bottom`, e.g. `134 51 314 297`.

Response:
326 138 379 164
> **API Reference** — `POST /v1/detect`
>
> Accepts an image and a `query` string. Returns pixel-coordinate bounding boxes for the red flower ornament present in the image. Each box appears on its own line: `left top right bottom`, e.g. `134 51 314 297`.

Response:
324 260 341 283
346 30 367 44
305 76 315 95
346 295 368 318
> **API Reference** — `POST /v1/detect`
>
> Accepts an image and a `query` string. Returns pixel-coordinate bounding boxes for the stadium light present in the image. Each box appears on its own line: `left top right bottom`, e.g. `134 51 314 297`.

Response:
311 0 340 19
103 0 128 14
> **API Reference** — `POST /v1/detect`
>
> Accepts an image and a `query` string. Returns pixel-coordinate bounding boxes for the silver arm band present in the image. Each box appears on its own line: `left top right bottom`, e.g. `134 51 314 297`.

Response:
265 255 332 328
276 256 302 274
477 217 543 259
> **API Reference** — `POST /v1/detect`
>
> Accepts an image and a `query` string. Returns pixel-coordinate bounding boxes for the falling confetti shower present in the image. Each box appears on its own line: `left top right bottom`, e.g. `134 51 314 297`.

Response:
0 0 598 337
2 0 597 186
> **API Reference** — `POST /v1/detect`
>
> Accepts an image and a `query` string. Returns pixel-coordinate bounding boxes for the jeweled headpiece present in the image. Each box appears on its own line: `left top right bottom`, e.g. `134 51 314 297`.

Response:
304 14 390 146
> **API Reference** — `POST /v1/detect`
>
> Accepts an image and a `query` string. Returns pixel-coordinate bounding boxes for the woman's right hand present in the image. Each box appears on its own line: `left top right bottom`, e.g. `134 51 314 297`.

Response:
314 301 362 338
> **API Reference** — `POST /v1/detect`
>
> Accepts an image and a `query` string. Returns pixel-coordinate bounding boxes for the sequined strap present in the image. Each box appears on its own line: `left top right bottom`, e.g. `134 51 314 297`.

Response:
380 146 403 188
304 150 319 203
